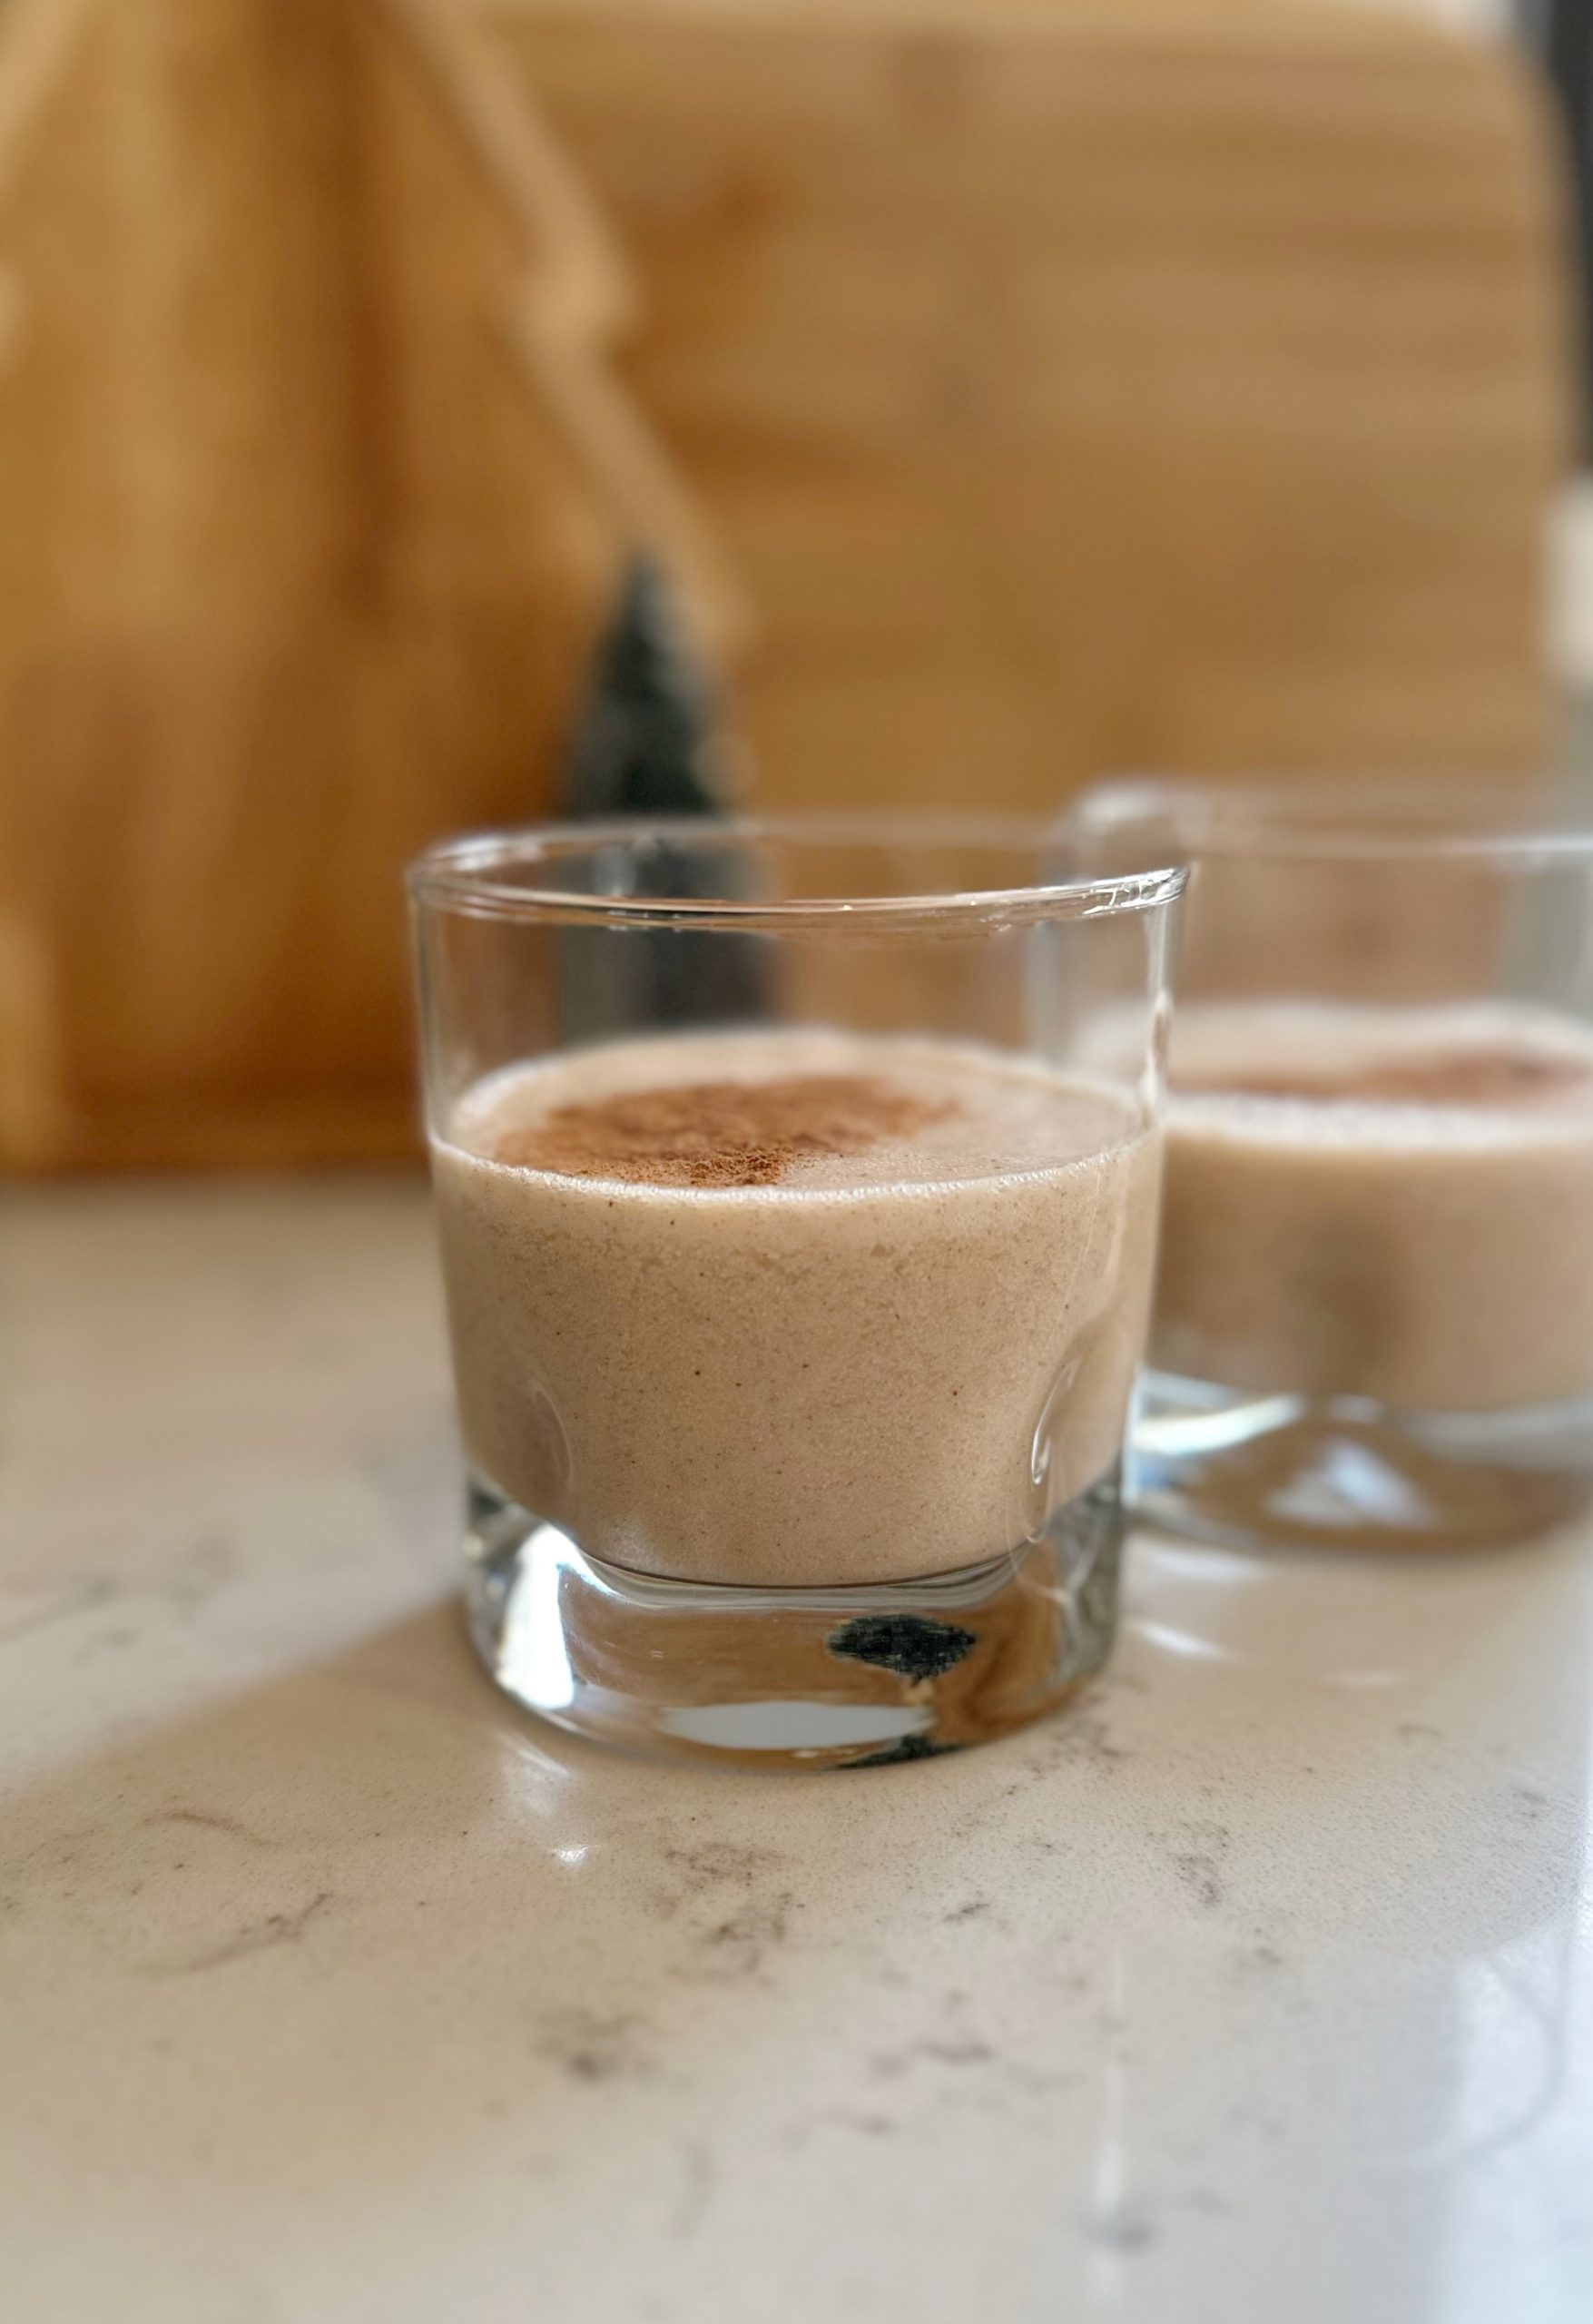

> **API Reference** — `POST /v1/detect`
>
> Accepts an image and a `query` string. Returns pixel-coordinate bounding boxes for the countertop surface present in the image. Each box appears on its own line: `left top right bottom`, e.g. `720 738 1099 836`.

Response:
3 1179 1591 2324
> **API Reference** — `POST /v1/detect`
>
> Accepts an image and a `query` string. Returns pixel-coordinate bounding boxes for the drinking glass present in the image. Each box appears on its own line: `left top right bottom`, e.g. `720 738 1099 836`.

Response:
1067 780 1593 1552
409 818 1182 1767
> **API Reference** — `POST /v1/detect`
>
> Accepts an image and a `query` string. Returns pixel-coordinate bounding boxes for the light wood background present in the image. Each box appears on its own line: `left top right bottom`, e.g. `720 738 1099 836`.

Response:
495 0 1573 808
0 0 1573 1169
0 0 624 1167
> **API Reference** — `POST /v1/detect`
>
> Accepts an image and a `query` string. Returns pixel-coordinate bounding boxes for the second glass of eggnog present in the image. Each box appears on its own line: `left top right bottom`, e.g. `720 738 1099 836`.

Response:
1068 781 1593 1553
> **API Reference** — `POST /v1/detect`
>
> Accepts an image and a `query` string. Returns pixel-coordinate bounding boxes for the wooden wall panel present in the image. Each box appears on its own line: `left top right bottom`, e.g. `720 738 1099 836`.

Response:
496 0 1572 808
0 0 1570 1167
0 0 626 1167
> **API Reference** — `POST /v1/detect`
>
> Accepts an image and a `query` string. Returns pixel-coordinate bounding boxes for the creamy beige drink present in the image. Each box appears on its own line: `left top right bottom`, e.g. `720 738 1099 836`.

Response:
432 1029 1161 1587
1155 1001 1593 1413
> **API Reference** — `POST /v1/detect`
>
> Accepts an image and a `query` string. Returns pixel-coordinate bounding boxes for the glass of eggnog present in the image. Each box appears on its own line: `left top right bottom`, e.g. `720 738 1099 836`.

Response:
409 819 1182 1767
1068 780 1593 1554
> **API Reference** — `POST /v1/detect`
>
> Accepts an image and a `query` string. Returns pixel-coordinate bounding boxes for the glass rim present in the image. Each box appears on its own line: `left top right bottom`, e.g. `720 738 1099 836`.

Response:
1068 777 1593 868
408 813 1187 931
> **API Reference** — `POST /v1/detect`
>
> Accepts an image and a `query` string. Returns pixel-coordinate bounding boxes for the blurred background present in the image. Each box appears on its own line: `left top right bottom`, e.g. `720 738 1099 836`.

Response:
0 0 1588 1174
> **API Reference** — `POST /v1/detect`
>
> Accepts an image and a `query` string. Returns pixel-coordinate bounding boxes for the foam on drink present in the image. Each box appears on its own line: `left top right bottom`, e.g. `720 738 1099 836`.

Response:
1155 1000 1593 1412
432 1028 1161 1586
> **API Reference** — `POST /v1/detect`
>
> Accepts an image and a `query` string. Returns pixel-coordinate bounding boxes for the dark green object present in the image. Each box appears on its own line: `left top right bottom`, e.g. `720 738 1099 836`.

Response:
562 554 726 820
826 1615 978 1683
556 554 767 1040
841 1734 964 1769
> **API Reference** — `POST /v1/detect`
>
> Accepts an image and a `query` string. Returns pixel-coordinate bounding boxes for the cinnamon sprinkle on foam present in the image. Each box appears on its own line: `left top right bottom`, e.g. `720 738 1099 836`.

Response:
1176 1044 1591 1108
491 1074 959 1188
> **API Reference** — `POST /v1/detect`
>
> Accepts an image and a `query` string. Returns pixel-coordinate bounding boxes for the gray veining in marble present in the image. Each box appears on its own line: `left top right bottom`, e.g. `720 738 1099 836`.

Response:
1 1182 1590 2323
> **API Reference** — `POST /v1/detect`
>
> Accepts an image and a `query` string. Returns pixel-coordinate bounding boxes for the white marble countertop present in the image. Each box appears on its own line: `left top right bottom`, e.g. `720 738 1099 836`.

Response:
3 1179 1591 2324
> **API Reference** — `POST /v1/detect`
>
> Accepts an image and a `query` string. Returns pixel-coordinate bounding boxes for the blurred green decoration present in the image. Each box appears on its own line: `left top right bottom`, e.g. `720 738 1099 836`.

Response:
561 553 728 820
556 552 768 1038
1528 0 1591 443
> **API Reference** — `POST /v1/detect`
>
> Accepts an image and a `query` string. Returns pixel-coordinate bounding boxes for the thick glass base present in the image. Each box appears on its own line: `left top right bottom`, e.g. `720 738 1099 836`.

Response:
462 1467 1124 1769
1133 1371 1593 1553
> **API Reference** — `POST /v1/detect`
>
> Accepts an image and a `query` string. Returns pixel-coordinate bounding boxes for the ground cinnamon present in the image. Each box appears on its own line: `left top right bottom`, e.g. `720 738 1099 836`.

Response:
492 1073 958 1187
1176 1045 1589 1108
